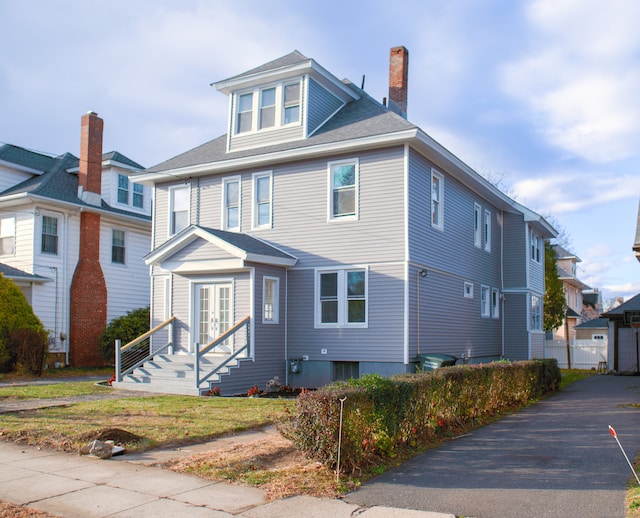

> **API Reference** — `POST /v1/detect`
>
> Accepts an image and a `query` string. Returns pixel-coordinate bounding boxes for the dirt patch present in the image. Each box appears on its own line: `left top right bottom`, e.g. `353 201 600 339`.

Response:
164 432 347 501
77 428 144 446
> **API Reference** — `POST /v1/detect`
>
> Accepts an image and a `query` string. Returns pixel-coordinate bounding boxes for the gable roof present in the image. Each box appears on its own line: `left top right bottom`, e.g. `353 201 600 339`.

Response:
145 225 298 269
602 292 640 318
220 50 310 83
575 317 608 329
0 144 150 222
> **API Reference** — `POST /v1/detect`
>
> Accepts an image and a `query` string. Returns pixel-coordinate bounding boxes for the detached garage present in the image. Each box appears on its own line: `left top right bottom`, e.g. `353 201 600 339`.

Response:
602 294 640 374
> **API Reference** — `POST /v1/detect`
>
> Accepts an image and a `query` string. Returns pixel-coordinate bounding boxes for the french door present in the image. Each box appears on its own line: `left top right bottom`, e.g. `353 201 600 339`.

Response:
194 283 232 353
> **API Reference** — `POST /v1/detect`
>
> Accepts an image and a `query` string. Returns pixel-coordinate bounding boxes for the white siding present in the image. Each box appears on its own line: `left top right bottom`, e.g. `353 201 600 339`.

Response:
0 168 33 193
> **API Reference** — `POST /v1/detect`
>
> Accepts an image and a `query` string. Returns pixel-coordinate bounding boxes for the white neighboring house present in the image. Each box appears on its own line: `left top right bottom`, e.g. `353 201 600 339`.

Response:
0 112 152 366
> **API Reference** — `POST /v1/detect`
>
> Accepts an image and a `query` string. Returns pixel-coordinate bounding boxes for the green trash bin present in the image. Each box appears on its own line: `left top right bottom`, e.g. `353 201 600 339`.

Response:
418 353 457 372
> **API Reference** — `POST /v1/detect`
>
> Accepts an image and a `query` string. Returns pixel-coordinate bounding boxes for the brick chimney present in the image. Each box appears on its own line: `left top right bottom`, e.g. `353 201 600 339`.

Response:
69 111 108 367
388 46 409 119
78 111 103 206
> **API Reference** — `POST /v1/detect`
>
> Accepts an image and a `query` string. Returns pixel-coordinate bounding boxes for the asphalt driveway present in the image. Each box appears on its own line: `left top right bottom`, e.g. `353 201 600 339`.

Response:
345 374 640 517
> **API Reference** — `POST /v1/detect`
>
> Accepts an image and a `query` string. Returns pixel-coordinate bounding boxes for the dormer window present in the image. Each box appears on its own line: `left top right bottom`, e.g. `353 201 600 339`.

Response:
233 79 302 135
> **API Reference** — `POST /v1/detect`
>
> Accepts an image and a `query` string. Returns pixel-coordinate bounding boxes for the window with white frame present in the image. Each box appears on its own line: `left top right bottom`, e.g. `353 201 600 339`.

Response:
41 215 58 254
473 204 481 248
223 177 241 231
464 281 474 299
484 210 491 252
117 174 129 204
111 229 125 264
530 229 541 263
259 87 276 129
236 92 253 133
263 276 279 324
531 294 542 330
431 169 444 230
317 268 367 327
132 183 144 209
329 160 358 220
492 288 499 318
169 185 189 235
234 79 302 134
253 172 272 228
480 285 490 317
593 334 605 340
0 215 15 256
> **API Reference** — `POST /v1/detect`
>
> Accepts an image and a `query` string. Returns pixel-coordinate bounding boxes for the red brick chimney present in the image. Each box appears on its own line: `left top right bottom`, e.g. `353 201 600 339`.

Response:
388 46 409 119
69 111 108 367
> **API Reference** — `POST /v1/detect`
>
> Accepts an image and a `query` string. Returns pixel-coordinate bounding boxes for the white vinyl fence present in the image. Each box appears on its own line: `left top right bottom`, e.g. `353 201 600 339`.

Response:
544 339 607 369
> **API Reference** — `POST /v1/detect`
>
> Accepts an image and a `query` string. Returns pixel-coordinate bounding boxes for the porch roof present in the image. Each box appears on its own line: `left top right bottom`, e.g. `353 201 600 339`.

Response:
0 263 51 283
145 225 298 269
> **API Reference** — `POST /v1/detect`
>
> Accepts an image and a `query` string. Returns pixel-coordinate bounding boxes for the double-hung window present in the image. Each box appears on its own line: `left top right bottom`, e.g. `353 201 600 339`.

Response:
484 210 491 252
431 169 444 230
223 177 241 231
530 229 541 263
473 204 481 248
253 172 272 228
132 183 144 208
236 93 254 134
117 174 129 204
169 185 189 235
283 82 300 124
492 288 500 318
112 229 125 264
0 215 15 256
329 159 358 220
41 215 58 254
317 268 367 327
259 88 276 129
531 294 542 330
480 285 490 317
263 276 279 324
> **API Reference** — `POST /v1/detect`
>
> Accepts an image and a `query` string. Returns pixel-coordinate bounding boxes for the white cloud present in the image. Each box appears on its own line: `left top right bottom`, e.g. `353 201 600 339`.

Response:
501 0 640 163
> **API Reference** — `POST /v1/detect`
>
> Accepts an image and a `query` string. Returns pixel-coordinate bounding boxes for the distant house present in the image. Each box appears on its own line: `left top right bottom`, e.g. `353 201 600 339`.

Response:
0 112 152 366
116 47 556 395
551 245 591 343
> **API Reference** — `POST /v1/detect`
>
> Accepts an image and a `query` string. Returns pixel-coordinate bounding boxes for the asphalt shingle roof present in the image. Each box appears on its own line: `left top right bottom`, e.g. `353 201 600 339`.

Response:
0 262 49 281
575 317 609 329
0 144 56 173
198 226 296 260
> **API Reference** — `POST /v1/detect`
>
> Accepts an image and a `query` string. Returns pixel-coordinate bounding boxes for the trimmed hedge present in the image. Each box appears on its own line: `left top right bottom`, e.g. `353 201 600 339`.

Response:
279 359 560 472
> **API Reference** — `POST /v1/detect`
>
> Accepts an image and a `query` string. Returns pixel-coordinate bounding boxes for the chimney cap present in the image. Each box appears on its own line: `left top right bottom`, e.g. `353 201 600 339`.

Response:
86 110 99 116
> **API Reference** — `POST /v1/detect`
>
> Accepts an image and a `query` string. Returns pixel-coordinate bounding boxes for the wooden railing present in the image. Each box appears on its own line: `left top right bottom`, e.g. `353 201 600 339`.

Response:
115 316 176 382
196 316 250 388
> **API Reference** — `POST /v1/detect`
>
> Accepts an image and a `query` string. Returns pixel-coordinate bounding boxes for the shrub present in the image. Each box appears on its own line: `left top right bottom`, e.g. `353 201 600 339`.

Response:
98 307 150 363
279 359 561 472
9 327 48 376
0 274 45 372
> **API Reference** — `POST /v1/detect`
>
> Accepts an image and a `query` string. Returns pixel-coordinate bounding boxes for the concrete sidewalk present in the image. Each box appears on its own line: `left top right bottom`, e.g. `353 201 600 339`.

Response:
0 433 451 517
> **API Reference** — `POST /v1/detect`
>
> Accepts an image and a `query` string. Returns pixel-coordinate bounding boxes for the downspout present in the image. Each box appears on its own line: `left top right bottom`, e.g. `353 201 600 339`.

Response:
284 269 289 387
500 210 505 359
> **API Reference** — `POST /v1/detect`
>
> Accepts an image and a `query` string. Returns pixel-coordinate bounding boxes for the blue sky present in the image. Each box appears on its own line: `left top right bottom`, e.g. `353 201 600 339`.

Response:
1 0 640 305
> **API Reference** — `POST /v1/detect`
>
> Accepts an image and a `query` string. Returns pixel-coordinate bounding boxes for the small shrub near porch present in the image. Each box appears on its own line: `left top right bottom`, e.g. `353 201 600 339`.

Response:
279 359 560 473
98 307 150 363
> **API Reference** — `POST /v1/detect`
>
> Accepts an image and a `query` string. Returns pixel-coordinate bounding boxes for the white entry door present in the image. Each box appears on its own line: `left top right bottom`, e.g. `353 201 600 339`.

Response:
195 283 233 353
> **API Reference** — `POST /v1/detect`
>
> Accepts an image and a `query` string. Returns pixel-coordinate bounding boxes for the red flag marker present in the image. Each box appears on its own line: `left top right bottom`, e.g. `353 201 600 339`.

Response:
609 425 640 485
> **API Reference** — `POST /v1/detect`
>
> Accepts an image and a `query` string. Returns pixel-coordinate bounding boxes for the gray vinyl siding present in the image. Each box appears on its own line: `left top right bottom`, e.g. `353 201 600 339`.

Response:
170 238 235 262
530 332 544 359
504 292 529 360
528 241 545 293
150 275 171 352
502 212 527 289
418 268 502 360
287 263 405 363
307 78 343 134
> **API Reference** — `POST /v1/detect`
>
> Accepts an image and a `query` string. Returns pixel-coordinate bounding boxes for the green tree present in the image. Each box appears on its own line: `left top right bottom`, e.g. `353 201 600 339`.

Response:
0 273 46 372
99 307 150 362
544 241 566 332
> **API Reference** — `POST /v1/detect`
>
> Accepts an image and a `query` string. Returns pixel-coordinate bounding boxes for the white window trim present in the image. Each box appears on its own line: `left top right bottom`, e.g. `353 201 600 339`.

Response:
40 212 59 255
0 214 16 257
480 285 490 317
431 168 444 231
233 79 303 136
464 281 474 299
314 266 368 329
132 182 144 209
262 276 280 324
117 174 129 205
222 176 242 231
484 209 491 252
473 203 481 248
530 228 541 263
328 158 359 222
111 228 126 265
491 288 499 319
252 171 273 230
168 184 190 237
530 294 542 331
593 334 605 340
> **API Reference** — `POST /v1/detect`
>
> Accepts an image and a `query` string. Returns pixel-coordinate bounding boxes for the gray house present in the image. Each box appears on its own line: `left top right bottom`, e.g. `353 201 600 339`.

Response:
117 47 556 395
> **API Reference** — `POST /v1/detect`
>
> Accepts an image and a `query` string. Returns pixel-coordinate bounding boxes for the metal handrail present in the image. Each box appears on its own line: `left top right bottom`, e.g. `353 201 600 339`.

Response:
115 316 176 382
